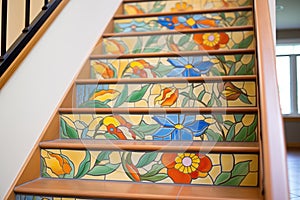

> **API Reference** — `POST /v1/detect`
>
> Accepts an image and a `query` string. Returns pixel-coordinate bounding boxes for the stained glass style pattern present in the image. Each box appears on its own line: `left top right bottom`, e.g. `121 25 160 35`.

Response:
102 31 254 54
76 82 256 108
41 149 258 186
90 55 256 79
123 0 253 15
60 113 257 142
115 11 253 33
16 195 85 200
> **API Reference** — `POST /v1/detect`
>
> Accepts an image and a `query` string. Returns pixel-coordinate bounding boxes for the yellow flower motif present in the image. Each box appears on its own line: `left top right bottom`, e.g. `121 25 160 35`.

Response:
203 33 221 47
90 89 120 102
91 61 115 79
175 153 200 174
124 5 144 15
104 39 126 54
44 152 72 176
171 2 193 12
103 116 121 127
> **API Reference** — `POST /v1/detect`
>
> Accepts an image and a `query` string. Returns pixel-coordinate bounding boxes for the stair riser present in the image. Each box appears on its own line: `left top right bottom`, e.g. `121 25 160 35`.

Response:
123 0 253 15
60 113 258 141
16 195 113 200
76 81 257 108
114 11 253 33
102 31 254 54
90 54 256 79
41 149 259 187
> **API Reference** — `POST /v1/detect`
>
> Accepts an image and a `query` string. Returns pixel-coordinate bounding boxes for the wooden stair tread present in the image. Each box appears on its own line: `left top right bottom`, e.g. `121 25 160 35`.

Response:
15 178 263 200
103 26 254 37
40 139 259 153
114 6 253 19
90 49 255 59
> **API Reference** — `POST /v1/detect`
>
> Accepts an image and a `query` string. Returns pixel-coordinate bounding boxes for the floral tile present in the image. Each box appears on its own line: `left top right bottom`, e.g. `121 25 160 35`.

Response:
16 195 87 200
41 149 259 187
102 31 254 54
60 113 258 142
123 0 252 15
114 11 253 33
76 82 256 108
90 55 256 79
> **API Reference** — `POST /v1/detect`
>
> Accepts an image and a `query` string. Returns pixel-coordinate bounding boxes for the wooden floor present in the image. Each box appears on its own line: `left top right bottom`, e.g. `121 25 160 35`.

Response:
288 147 300 199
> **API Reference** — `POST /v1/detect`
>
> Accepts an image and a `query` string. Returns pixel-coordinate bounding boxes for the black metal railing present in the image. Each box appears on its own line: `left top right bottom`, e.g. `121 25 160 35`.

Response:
0 0 62 77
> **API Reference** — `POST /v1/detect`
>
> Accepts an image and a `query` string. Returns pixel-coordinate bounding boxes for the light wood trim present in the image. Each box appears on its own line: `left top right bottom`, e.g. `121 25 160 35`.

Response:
90 49 256 59
254 0 289 199
283 116 300 122
14 178 263 200
58 107 258 114
0 0 70 90
287 143 300 148
103 26 254 37
40 139 260 153
115 6 253 19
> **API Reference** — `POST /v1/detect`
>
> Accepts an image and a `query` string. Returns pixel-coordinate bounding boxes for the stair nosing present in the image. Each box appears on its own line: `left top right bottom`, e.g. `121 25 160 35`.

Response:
115 6 253 19
58 107 259 114
90 49 256 59
40 139 260 153
103 26 254 38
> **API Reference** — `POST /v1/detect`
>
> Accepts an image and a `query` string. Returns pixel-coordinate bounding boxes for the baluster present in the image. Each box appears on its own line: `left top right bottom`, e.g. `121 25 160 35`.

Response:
43 0 49 10
1 0 8 58
23 0 31 32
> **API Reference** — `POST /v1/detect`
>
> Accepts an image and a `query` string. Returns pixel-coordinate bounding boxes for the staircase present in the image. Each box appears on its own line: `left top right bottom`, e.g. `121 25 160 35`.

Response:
7 0 288 199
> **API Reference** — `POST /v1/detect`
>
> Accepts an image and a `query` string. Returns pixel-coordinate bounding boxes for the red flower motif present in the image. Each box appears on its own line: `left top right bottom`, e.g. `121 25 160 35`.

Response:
162 153 212 184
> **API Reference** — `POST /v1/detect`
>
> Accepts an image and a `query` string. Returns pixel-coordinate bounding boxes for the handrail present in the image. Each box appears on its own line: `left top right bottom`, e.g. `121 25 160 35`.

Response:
0 0 63 82
254 0 289 199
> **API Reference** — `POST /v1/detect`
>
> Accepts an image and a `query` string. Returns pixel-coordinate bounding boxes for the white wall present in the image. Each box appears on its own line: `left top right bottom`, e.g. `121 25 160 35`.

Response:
0 0 121 198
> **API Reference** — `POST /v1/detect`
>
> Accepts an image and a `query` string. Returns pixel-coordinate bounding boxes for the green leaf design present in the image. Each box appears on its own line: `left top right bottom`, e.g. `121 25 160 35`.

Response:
197 90 206 101
215 172 231 185
140 173 168 182
152 62 174 77
244 131 256 142
133 37 143 53
205 129 223 141
248 115 258 133
239 93 252 104
234 127 248 141
144 35 161 48
234 54 243 62
232 161 250 177
126 85 150 102
226 124 236 141
87 163 120 176
142 163 165 177
60 118 79 139
221 176 246 186
104 133 118 140
234 114 243 122
136 152 158 168
131 120 160 136
182 97 189 107
235 16 248 26
236 57 255 75
41 157 51 178
178 35 191 46
114 85 128 107
224 120 234 127
143 45 164 53
235 35 254 49
94 151 112 165
149 2 166 13
210 67 222 76
214 115 223 123
74 151 91 179
78 100 110 108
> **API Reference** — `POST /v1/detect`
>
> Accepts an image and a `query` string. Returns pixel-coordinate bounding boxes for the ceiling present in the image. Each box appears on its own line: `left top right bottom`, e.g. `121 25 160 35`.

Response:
276 0 300 30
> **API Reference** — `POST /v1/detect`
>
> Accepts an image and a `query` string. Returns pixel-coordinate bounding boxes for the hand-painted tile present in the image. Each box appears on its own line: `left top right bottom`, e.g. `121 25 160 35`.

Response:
60 113 258 142
76 82 256 108
114 11 253 33
102 31 254 54
123 0 253 15
41 149 258 186
16 195 88 200
90 55 256 79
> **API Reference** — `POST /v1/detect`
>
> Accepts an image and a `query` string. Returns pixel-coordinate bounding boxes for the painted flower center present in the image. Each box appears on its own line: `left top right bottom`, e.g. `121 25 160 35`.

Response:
208 35 215 42
182 157 192 166
186 18 196 26
174 124 184 129
185 64 193 69
131 25 137 30
203 33 221 47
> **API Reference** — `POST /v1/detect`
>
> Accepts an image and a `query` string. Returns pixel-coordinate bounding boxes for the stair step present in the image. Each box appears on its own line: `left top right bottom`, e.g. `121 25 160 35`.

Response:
75 80 257 108
40 139 260 152
123 0 253 15
100 29 254 54
15 179 263 199
89 54 256 79
113 9 253 33
39 147 259 186
58 111 258 141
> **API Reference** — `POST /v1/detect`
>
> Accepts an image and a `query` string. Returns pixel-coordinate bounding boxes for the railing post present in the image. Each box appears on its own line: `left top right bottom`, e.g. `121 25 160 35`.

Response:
1 0 8 59
43 0 49 10
23 0 31 32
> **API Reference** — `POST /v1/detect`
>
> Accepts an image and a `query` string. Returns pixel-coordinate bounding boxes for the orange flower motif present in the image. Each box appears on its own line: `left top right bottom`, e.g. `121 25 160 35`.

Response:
44 152 72 176
129 60 156 78
89 89 120 102
171 2 193 12
218 82 242 100
154 87 178 106
125 163 141 182
104 39 127 54
193 32 229 50
91 61 115 79
162 153 212 184
103 115 136 140
124 5 144 15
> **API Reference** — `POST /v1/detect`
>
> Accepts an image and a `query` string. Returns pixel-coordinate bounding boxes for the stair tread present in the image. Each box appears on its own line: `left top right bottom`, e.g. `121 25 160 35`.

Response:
103 26 254 38
40 139 259 153
115 6 253 19
15 178 263 200
90 49 255 59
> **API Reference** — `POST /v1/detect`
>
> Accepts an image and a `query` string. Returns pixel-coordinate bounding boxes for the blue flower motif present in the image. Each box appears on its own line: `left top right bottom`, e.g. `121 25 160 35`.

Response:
117 20 150 32
157 16 175 30
177 15 220 29
167 57 213 77
152 114 209 140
